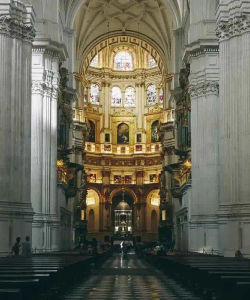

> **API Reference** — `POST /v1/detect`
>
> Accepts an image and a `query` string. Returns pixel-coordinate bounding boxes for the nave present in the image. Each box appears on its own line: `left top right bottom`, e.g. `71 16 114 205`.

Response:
62 254 200 300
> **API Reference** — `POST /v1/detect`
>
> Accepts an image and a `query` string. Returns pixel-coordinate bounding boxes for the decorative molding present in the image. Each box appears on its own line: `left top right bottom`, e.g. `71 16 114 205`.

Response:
0 3 35 43
216 14 250 41
189 81 219 98
31 81 45 95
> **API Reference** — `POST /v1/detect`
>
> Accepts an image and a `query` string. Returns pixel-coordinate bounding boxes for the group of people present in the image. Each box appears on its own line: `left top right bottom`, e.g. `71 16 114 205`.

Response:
11 236 32 257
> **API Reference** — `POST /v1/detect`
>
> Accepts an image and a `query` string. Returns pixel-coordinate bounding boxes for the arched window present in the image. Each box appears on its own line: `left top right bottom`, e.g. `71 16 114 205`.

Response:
159 88 164 103
147 84 157 105
87 120 95 142
114 51 133 71
148 55 157 68
111 87 122 106
117 123 129 144
90 84 100 104
151 120 160 143
125 87 135 107
90 54 98 67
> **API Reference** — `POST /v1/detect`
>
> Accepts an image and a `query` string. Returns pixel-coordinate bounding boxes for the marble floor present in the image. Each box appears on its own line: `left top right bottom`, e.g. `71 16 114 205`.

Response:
62 254 200 300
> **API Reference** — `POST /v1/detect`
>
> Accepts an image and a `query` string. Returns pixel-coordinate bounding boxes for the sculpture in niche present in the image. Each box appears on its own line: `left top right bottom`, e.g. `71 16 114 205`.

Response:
112 86 122 106
114 51 133 71
125 86 135 106
147 84 157 105
88 120 95 142
151 120 160 142
90 84 100 104
117 123 129 144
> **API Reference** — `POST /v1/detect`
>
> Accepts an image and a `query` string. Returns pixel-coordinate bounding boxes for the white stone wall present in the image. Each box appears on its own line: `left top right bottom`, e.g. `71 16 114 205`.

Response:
0 0 35 255
217 0 250 257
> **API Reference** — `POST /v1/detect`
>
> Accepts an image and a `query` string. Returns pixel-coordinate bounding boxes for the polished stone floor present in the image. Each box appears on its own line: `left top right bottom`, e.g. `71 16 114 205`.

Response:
62 254 200 299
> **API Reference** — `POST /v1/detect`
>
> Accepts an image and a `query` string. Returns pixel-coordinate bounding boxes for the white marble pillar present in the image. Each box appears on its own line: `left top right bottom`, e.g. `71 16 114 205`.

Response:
31 46 66 252
188 0 220 253
0 0 35 254
216 0 250 256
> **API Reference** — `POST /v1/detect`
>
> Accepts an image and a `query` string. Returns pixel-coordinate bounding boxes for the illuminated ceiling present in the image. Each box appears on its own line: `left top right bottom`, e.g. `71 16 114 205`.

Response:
62 0 182 70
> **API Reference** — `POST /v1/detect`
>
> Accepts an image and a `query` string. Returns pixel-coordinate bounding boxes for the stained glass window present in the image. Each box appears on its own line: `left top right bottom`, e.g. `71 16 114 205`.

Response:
148 55 157 68
111 87 122 106
159 88 164 103
125 87 135 107
114 52 133 71
90 54 98 67
90 84 100 104
147 84 157 105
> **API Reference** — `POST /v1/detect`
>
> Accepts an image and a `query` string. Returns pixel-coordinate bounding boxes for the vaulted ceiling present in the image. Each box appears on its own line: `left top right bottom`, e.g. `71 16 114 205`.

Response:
62 0 183 71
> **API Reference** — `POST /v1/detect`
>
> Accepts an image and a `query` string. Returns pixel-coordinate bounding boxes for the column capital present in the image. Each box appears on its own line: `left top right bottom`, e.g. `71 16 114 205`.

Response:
189 81 219 98
0 1 35 43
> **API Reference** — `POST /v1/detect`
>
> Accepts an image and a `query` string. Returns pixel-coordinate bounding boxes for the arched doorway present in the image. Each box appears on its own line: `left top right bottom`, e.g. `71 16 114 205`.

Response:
146 189 160 241
86 189 100 235
111 191 134 236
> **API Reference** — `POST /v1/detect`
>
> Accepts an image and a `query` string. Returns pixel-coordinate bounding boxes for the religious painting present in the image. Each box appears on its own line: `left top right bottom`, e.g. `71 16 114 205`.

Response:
136 133 142 143
125 175 132 184
88 174 96 183
150 174 157 183
136 145 142 152
104 144 111 152
121 147 126 154
151 120 160 143
105 133 110 143
87 144 91 151
155 144 160 152
114 175 122 184
117 123 129 144
88 120 95 142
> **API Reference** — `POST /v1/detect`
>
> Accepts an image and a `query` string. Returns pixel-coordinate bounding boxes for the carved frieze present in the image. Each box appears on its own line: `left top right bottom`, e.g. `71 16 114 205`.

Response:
216 14 250 41
189 81 219 98
0 3 35 43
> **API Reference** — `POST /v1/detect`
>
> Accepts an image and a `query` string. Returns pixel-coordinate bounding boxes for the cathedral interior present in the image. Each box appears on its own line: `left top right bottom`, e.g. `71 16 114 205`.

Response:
0 0 250 299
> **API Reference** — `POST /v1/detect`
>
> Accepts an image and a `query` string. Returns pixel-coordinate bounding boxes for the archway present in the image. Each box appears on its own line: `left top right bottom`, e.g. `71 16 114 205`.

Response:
111 190 135 236
86 189 100 235
146 189 160 240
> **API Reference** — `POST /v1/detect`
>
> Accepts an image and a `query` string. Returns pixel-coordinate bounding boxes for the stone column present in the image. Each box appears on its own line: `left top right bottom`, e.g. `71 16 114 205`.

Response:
216 0 250 256
31 45 67 252
188 0 220 253
0 1 35 254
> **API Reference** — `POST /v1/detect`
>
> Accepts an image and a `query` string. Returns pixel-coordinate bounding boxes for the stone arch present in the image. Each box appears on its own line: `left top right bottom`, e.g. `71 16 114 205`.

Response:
109 187 138 204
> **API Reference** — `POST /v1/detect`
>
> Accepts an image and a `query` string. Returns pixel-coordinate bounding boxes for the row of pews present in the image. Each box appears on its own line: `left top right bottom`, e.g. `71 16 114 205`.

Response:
0 252 110 299
145 254 250 299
